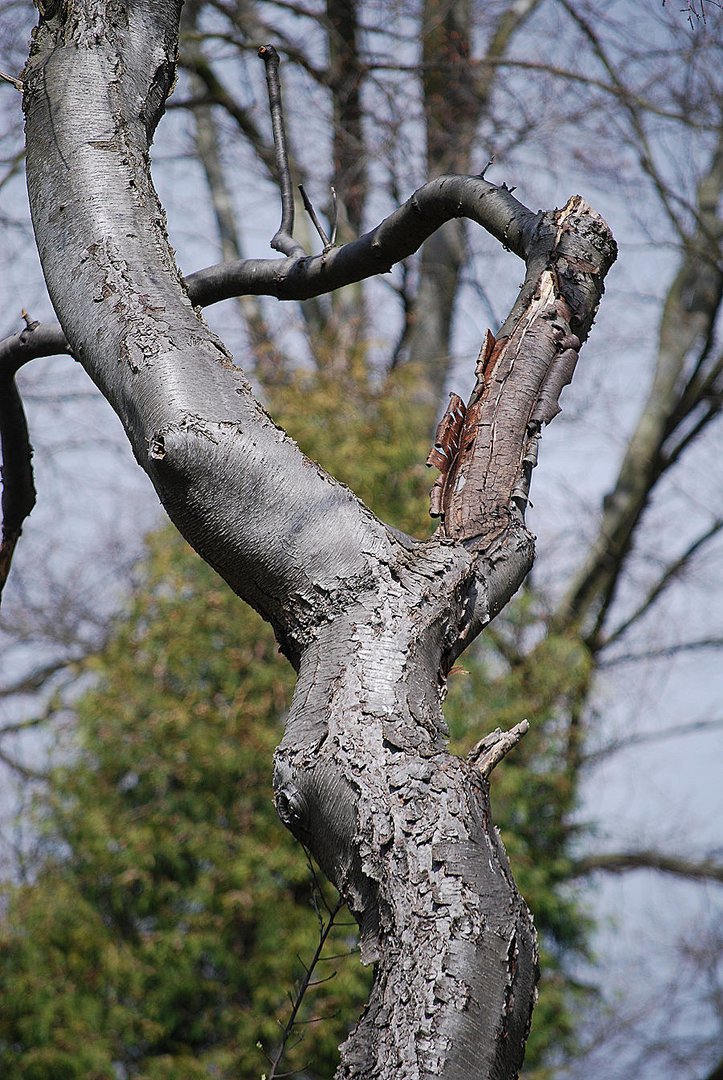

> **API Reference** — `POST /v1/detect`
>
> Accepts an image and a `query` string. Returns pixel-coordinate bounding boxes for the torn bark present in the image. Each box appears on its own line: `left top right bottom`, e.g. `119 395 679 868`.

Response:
17 3 615 1075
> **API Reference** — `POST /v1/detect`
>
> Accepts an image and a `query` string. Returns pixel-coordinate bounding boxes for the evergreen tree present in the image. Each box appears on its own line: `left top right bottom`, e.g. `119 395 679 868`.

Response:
1 363 591 1077
0 527 370 1079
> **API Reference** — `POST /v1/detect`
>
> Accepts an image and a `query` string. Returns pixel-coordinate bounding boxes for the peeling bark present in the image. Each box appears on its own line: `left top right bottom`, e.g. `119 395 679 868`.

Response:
19 3 615 1075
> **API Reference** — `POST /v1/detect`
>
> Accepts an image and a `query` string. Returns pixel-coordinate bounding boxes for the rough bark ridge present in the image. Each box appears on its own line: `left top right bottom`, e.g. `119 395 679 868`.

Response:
20 3 615 1076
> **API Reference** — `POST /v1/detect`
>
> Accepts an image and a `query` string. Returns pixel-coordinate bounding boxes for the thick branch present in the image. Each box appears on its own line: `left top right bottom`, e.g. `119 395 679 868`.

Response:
431 198 616 651
442 198 615 553
0 340 38 599
1 176 537 607
185 176 537 306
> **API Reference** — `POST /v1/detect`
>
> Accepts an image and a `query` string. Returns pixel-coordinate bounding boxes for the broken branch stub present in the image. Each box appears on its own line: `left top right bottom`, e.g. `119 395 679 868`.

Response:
469 720 531 779
440 197 616 552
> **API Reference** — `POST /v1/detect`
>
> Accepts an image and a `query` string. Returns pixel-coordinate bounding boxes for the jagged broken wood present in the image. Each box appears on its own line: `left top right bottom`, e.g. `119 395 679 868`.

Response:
9 4 615 1076
468 721 530 779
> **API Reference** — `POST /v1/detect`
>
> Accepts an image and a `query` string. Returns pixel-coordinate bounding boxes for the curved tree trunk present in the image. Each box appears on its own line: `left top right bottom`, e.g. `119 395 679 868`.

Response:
20 2 615 1076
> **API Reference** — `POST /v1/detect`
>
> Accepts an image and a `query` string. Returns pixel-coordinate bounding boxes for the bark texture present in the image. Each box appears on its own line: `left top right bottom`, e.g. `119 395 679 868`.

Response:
20 3 615 1076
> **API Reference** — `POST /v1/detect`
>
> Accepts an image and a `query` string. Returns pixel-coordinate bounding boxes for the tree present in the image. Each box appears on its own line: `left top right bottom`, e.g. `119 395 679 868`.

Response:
1 0 721 1075
0 1 618 1076
0 367 591 1078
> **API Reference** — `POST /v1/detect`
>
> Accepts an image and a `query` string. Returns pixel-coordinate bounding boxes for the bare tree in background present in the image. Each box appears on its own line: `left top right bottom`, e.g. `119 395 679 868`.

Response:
1 0 722 1076
0 0 618 1075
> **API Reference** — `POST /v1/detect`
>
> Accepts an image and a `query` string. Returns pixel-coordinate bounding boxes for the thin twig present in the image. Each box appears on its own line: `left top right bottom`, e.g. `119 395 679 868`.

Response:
582 716 723 765
598 635 723 669
299 185 331 250
602 519 723 649
264 855 345 1079
258 45 306 258
329 185 338 246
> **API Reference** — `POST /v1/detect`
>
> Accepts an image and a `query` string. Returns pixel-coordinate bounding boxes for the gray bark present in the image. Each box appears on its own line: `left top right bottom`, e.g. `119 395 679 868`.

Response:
19 2 615 1076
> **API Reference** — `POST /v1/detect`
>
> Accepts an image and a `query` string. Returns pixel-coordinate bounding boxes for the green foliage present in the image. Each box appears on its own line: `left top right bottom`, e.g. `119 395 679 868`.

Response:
0 357 595 1077
270 353 434 538
0 533 369 1079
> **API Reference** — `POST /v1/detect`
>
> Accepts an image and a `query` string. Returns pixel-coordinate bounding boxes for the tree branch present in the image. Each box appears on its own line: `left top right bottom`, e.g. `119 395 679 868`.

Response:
468 720 530 778
186 175 538 305
601 519 723 648
0 322 39 600
570 851 723 884
598 636 723 669
0 657 78 701
582 717 723 765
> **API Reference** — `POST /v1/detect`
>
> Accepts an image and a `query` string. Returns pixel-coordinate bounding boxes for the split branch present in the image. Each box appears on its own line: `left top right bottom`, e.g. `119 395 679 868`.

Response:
0 174 537 604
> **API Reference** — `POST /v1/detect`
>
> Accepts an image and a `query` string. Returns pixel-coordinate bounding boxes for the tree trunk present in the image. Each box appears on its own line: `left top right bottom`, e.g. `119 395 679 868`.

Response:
21 2 615 1075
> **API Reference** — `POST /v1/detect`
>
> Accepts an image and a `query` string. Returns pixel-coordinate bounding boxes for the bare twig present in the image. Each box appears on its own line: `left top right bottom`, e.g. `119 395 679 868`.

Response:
329 185 338 247
299 185 332 250
0 658 78 701
602 519 723 648
558 0 692 243
599 636 723 669
0 744 48 782
258 45 306 258
583 716 723 765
